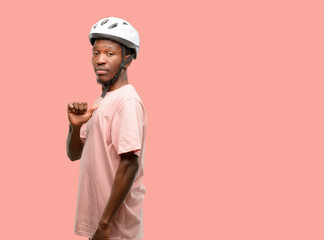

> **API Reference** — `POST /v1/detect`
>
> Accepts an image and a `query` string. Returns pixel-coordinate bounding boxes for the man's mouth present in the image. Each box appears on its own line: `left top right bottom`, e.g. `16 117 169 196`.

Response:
95 68 109 75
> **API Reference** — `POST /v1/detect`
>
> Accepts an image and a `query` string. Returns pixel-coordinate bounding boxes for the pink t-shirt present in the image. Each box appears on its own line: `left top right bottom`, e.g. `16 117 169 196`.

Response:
74 84 147 240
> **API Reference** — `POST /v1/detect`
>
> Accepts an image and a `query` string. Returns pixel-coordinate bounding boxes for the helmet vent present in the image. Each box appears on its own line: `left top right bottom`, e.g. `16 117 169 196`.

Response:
108 23 118 29
101 19 109 25
123 22 128 25
93 24 97 29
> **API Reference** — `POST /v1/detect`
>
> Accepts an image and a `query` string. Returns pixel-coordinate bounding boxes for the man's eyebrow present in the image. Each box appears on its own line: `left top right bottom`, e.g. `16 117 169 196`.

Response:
92 45 116 51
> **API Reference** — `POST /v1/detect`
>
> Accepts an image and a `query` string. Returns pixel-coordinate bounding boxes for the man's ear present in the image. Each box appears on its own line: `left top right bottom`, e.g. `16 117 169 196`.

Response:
124 55 133 69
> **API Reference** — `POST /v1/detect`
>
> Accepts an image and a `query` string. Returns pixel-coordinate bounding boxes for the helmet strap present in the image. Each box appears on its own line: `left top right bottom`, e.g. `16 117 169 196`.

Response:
100 46 134 98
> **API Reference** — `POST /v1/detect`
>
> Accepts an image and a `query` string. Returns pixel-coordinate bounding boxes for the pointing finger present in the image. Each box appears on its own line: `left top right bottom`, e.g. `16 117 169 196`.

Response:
89 105 99 113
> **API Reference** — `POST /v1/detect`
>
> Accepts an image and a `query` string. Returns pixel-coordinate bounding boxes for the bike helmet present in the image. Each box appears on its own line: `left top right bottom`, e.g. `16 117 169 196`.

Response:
89 17 140 59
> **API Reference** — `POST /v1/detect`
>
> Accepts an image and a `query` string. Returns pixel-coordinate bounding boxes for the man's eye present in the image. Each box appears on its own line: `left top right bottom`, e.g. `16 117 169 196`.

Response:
93 52 99 56
107 53 113 56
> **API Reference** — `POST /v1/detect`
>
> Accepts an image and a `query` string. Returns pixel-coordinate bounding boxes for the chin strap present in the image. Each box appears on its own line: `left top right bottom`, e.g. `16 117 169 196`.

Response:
101 47 134 98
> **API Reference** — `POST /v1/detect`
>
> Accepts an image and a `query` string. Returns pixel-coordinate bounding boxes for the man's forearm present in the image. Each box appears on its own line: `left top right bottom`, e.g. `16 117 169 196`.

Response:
99 153 139 228
66 124 84 161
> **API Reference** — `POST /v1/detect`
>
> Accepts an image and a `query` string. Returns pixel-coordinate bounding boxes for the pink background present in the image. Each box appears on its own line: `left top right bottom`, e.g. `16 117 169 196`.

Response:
0 0 323 239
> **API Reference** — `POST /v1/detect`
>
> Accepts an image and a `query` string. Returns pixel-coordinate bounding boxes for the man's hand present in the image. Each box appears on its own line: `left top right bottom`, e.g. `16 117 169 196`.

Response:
91 224 110 240
67 102 98 127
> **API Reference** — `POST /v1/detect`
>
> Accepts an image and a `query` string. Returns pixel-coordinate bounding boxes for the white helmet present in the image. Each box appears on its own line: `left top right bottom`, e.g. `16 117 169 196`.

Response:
89 17 140 59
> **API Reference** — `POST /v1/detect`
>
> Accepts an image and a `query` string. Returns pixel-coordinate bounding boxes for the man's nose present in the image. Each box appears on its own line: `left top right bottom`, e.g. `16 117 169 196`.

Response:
97 54 107 64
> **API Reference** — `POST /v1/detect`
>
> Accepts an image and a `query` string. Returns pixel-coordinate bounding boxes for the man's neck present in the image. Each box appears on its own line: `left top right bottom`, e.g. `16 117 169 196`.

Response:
108 79 129 92
103 71 129 92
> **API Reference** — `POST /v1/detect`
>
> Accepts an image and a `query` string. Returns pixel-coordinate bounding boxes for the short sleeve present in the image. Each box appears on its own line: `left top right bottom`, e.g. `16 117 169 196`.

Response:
111 99 145 156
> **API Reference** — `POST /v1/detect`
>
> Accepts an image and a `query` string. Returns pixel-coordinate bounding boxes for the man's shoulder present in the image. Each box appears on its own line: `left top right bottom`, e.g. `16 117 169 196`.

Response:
116 84 143 104
100 84 144 114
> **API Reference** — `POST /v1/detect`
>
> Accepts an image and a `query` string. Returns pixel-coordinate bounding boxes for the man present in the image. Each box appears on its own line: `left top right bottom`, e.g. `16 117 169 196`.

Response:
66 17 146 240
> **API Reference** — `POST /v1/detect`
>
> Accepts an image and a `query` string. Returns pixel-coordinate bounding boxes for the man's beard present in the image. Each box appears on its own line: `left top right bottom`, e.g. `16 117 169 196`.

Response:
96 77 103 85
97 77 108 85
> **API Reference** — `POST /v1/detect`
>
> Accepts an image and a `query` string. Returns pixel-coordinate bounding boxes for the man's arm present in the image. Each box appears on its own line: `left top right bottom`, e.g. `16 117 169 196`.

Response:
91 151 139 239
66 124 84 161
66 102 98 161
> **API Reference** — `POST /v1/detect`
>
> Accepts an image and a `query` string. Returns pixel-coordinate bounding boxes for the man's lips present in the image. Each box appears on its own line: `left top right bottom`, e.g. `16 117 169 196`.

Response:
95 68 109 75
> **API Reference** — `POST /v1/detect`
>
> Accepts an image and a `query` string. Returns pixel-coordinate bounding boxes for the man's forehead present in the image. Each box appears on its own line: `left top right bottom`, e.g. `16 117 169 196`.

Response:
92 39 121 49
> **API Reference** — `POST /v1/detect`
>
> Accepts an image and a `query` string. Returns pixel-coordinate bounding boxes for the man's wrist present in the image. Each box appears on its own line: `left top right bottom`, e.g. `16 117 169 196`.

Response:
69 123 82 132
98 219 110 229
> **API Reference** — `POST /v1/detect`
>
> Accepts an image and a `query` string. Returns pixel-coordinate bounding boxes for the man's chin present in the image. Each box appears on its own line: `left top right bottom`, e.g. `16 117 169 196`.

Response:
96 78 110 85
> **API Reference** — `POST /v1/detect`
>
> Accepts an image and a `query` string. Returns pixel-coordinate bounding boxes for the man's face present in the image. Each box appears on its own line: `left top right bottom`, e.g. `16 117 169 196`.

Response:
92 39 123 84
